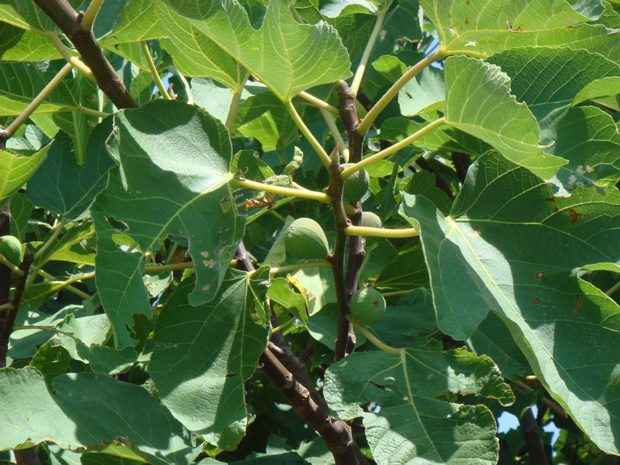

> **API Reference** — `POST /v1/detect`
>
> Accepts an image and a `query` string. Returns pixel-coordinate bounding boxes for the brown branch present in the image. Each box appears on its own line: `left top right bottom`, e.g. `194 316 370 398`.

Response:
32 0 137 110
236 244 364 464
331 81 366 360
451 152 472 184
259 349 368 465
13 449 42 465
328 174 355 361
0 251 34 367
519 408 550 465
0 204 12 366
415 158 454 200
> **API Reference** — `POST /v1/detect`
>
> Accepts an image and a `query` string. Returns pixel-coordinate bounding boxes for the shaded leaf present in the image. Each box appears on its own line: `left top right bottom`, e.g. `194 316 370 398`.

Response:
487 47 619 123
149 268 269 449
0 62 80 116
94 100 245 318
9 193 33 241
0 367 199 465
26 124 115 219
324 342 514 465
398 66 445 117
546 106 620 191
374 248 428 292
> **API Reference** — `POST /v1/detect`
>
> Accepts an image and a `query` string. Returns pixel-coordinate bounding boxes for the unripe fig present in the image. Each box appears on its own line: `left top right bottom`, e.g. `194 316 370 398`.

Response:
350 287 386 325
285 218 330 260
0 235 22 265
342 163 369 203
360 212 382 229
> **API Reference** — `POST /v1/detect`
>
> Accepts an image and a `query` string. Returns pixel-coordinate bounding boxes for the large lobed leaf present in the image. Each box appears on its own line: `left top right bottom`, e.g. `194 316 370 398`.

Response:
93 100 245 348
26 123 115 220
149 268 269 450
421 0 618 60
158 0 351 100
324 342 514 465
0 367 198 465
444 56 565 180
0 145 49 206
400 151 620 454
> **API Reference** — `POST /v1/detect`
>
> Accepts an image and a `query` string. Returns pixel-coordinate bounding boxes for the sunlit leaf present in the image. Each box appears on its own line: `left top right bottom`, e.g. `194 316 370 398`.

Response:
400 151 620 454
445 56 565 179
159 0 351 100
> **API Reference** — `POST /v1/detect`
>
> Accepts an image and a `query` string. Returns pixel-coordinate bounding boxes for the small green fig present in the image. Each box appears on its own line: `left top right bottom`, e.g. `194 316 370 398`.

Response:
285 218 330 260
0 235 22 265
350 287 386 325
360 212 382 229
342 163 369 203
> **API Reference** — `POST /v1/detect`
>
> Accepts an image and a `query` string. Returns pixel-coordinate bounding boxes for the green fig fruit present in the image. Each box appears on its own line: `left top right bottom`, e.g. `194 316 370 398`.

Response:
285 218 330 260
0 235 22 265
342 163 369 203
350 287 386 325
360 211 382 229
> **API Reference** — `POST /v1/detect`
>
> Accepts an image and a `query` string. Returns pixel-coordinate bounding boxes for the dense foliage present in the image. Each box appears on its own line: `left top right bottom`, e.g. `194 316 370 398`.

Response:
0 1 619 465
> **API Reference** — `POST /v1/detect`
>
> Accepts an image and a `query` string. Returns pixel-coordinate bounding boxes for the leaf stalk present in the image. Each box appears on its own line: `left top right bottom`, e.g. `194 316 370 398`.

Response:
2 63 74 140
345 225 418 238
233 178 331 204
343 117 446 179
284 100 332 168
356 49 446 135
346 315 403 354
350 4 390 96
141 41 171 100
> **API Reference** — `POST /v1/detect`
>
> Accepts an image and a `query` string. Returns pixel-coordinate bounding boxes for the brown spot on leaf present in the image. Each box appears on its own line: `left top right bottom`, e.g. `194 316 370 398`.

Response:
533 298 541 304
470 225 481 238
573 294 581 313
568 208 582 225
465 17 469 24
535 272 544 279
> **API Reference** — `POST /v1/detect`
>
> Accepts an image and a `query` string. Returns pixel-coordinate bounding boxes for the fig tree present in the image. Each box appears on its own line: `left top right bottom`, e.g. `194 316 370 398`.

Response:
342 164 369 203
350 287 386 325
285 218 330 260
0 235 22 265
